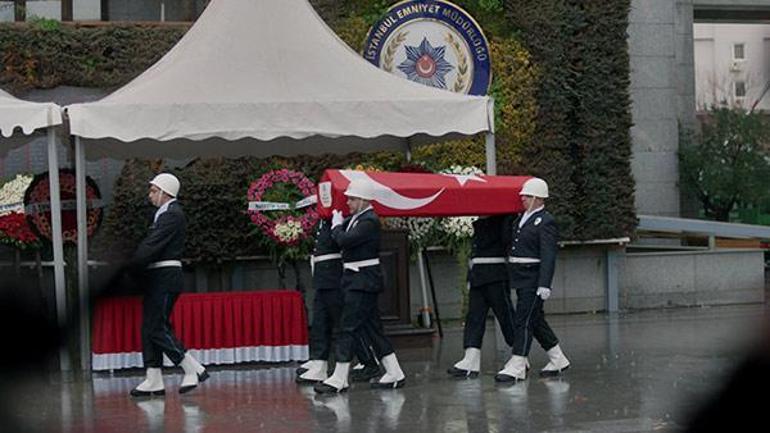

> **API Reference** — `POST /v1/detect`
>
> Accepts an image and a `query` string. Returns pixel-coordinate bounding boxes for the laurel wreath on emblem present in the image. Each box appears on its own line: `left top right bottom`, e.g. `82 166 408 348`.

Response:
383 30 409 72
444 32 470 93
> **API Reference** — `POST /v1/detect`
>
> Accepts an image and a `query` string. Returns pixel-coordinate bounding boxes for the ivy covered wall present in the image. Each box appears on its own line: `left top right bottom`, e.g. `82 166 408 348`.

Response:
1 0 637 262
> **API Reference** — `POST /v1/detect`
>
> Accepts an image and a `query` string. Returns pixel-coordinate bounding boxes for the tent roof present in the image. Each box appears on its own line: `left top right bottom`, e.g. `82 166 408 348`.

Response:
0 88 62 156
66 0 493 159
0 88 62 137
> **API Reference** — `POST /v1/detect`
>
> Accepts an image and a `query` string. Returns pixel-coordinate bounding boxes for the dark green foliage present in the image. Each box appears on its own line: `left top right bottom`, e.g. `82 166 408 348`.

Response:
679 108 770 222
504 0 636 239
0 22 188 91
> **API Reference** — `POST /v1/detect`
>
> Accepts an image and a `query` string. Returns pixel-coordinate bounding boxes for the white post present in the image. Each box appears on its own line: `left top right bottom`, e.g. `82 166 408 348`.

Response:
75 136 91 372
47 127 70 372
416 249 431 328
485 132 496 175
160 1 166 22
405 138 412 162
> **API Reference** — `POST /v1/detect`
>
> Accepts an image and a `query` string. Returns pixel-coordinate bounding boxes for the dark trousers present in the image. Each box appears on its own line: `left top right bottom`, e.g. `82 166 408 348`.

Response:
335 290 394 363
309 289 376 366
142 290 186 368
512 287 559 356
463 280 516 349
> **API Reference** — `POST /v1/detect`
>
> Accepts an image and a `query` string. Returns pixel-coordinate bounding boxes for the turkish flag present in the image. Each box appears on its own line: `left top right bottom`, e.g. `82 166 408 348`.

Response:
317 169 530 218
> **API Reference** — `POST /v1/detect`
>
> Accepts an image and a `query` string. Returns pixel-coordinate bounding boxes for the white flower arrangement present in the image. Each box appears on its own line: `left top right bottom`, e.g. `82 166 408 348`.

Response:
384 216 436 244
273 219 303 244
0 174 33 217
438 165 484 241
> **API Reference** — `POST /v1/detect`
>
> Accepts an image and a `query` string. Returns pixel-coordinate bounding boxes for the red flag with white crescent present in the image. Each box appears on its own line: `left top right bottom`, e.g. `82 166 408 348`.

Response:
317 169 530 218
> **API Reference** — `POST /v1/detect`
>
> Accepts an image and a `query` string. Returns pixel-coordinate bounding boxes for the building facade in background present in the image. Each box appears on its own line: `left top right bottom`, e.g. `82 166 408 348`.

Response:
694 23 770 111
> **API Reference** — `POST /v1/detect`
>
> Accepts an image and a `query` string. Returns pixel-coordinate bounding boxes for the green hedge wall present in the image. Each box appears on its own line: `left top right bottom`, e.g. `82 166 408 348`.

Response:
0 22 188 90
505 0 637 239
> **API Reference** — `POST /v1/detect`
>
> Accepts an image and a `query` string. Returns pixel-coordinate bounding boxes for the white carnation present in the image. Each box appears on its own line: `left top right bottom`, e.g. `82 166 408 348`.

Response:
0 174 33 217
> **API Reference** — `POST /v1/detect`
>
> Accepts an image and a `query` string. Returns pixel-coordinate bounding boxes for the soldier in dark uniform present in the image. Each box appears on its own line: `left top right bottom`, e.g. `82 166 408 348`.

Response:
315 179 406 393
296 218 380 384
496 177 570 382
447 215 517 378
130 173 208 397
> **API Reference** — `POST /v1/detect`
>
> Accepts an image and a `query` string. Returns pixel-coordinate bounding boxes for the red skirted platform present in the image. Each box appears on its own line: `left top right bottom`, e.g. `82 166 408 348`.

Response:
91 290 309 371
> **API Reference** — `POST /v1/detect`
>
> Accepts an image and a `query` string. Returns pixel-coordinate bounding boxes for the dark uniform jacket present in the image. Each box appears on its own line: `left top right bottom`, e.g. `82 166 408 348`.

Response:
508 208 559 290
468 215 512 288
131 200 186 293
312 219 343 291
331 208 383 293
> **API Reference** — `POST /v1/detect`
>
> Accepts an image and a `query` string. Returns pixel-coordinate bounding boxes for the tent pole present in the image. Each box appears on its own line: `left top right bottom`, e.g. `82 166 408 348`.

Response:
485 132 496 175
404 137 431 327
417 249 431 328
75 136 91 373
48 127 70 372
404 137 412 162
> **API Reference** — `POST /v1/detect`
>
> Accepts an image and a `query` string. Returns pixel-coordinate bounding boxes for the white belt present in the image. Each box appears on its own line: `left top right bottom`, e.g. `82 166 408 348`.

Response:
310 253 342 275
508 257 541 264
343 258 380 272
147 260 182 269
469 257 507 268
312 253 342 264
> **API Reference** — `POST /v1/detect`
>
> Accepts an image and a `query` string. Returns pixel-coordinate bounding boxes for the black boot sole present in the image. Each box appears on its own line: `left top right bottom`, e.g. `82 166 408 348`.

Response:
446 367 480 378
179 371 210 394
538 365 569 377
296 376 323 384
198 370 210 382
130 389 165 397
370 378 406 389
313 383 348 394
494 374 525 383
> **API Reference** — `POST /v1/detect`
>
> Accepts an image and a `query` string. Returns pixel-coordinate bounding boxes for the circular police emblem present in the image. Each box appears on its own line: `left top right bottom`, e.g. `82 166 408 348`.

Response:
363 0 491 95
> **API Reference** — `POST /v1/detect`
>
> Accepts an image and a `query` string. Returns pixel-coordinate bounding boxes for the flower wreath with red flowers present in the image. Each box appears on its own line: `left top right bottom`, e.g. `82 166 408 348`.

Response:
23 169 103 244
0 174 39 250
246 169 319 253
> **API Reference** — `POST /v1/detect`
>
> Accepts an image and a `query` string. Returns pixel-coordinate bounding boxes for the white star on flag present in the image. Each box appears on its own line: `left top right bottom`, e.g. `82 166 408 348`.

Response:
440 173 487 186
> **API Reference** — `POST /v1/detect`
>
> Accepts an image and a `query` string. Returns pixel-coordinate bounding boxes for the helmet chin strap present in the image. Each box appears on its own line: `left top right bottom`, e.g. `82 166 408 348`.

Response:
526 196 536 214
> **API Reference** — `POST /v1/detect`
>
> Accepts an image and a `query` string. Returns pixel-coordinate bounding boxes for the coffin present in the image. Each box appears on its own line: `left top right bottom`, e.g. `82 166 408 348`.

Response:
317 169 530 218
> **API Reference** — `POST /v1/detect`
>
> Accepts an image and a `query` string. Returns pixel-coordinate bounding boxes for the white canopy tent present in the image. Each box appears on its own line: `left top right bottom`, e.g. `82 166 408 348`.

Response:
66 0 497 367
0 89 68 370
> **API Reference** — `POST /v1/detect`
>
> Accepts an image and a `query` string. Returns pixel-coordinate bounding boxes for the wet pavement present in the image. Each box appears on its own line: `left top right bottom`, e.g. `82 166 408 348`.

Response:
3 304 768 433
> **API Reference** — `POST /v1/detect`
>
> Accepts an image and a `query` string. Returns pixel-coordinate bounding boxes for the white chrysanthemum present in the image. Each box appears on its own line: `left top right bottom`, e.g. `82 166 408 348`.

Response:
385 216 436 243
274 219 303 243
440 165 484 176
437 166 482 240
0 174 33 217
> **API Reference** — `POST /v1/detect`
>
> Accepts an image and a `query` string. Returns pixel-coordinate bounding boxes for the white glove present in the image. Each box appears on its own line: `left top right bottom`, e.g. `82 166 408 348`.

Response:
331 210 343 228
536 287 551 301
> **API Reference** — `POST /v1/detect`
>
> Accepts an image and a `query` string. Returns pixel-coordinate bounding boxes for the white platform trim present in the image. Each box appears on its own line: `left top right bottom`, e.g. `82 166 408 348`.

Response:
92 345 309 371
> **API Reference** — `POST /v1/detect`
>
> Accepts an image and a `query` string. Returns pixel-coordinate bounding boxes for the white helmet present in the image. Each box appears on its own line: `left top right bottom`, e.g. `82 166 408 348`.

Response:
344 179 374 201
520 177 549 198
150 173 180 198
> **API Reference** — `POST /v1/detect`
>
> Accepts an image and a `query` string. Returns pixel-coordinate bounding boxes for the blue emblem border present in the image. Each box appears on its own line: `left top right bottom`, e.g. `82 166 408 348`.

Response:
362 0 492 96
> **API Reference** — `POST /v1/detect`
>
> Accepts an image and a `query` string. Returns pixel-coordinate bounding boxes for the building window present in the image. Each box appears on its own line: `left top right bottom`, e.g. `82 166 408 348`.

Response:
734 81 747 98
733 43 746 60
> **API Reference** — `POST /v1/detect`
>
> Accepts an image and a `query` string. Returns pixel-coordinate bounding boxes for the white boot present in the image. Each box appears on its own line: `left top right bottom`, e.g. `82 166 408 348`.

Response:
540 345 570 377
447 347 481 377
495 355 527 382
130 368 165 397
372 353 406 389
297 360 328 383
298 359 314 371
179 352 208 394
315 362 350 393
